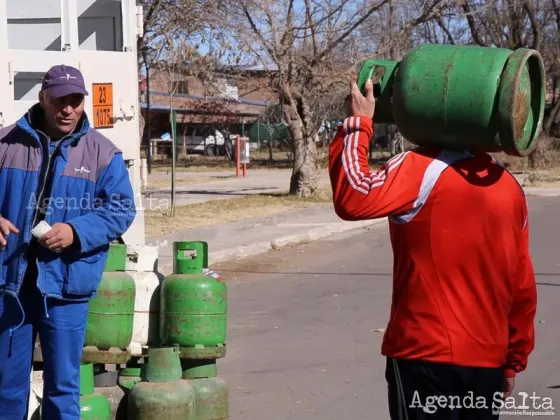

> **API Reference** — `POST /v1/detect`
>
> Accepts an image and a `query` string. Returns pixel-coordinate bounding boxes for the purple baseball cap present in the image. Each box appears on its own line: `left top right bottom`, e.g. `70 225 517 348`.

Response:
41 64 89 98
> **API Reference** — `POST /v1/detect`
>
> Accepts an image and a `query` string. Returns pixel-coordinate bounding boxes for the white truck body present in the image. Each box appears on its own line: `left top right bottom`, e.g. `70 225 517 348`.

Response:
0 0 146 244
0 1 161 417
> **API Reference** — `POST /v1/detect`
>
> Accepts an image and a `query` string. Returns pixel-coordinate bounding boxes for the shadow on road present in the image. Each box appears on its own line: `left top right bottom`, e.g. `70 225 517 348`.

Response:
536 281 560 287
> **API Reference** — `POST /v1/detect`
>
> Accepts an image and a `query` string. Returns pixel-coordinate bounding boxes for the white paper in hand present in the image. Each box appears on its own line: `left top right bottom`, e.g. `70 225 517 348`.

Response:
31 221 52 239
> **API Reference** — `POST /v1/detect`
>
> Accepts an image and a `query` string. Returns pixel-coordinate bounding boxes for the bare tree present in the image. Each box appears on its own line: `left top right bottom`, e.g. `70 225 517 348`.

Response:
411 0 559 167
137 0 229 156
434 0 559 135
222 0 400 197
137 0 226 69
360 0 559 158
141 0 558 179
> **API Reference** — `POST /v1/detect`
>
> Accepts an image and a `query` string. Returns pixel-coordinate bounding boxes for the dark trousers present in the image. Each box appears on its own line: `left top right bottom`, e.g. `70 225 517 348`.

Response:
0 258 89 419
386 357 505 419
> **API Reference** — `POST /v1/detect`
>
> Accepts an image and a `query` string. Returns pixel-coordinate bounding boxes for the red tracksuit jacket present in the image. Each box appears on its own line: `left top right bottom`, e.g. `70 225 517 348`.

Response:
329 115 537 378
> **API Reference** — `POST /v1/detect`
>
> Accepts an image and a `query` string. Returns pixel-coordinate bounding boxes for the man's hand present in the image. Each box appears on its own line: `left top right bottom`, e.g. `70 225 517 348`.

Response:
347 78 376 118
503 377 515 398
39 223 75 253
0 217 19 248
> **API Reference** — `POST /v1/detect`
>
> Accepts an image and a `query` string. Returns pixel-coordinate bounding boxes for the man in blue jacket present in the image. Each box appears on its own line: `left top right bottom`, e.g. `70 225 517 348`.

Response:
0 65 136 419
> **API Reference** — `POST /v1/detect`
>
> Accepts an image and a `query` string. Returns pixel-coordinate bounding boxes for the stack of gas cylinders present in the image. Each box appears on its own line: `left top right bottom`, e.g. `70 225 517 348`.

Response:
80 240 228 419
80 243 135 420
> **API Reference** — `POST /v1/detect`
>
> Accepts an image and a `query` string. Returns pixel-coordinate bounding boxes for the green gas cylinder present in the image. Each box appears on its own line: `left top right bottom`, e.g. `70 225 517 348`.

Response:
127 347 196 420
80 362 112 420
160 241 227 359
357 44 546 157
182 361 229 420
83 244 136 364
115 366 143 420
118 366 142 390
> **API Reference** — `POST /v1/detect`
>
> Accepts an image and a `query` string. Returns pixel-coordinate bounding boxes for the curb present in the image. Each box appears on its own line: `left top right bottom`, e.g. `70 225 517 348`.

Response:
209 218 385 265
156 218 385 275
524 189 560 197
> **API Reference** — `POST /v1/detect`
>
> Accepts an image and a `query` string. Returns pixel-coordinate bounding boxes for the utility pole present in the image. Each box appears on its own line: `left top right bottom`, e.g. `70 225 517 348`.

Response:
171 110 177 216
142 47 152 174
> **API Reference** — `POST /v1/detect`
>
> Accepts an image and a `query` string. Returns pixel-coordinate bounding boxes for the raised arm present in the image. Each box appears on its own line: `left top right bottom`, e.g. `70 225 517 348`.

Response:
328 80 431 221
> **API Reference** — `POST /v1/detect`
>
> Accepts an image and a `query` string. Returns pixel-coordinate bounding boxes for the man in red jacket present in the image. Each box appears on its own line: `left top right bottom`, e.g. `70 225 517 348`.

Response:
329 79 537 419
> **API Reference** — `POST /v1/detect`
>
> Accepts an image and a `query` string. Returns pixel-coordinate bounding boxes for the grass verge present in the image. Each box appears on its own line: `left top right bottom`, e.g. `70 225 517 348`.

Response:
492 150 560 171
521 172 560 188
146 175 229 189
144 188 334 237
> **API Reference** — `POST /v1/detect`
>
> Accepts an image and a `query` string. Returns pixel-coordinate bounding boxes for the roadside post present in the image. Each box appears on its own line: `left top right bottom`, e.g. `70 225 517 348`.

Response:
236 136 250 177
171 110 177 215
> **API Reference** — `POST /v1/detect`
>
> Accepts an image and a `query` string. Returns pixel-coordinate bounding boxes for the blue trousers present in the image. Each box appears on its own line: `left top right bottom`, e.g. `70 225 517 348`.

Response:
0 271 88 419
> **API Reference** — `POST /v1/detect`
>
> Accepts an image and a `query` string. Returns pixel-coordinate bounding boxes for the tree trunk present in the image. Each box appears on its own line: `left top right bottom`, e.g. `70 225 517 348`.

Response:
288 122 319 197
139 113 146 138
224 136 234 161
281 86 321 197
545 99 560 136
268 135 274 167
139 113 146 157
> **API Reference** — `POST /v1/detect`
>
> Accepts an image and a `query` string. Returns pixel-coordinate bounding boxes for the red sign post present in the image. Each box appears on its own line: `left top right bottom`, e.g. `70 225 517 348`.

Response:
236 136 250 177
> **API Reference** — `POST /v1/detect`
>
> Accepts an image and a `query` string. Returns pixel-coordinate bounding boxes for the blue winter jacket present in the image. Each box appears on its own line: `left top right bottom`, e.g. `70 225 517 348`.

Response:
0 104 136 313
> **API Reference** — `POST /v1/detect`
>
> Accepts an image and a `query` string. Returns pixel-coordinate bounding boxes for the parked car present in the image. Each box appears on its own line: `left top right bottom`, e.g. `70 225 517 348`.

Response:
179 125 226 156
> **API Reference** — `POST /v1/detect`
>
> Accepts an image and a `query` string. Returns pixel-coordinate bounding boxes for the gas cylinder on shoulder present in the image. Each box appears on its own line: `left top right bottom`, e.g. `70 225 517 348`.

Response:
357 44 546 157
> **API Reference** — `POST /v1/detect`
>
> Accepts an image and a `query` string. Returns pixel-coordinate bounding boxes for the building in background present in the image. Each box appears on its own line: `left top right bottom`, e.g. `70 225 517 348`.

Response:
138 63 284 157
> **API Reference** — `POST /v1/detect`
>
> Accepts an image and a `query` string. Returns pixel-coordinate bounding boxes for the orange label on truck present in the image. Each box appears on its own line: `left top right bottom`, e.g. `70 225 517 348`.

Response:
92 83 113 128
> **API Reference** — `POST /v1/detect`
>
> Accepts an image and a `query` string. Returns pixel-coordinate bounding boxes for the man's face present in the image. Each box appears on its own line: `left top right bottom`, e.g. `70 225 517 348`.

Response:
39 90 85 136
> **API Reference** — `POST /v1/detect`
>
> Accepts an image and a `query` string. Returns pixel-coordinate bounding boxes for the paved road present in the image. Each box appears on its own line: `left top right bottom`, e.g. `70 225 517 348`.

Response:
213 196 560 420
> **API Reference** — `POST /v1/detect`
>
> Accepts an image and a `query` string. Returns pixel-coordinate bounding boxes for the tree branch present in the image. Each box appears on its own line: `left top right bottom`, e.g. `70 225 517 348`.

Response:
552 0 560 34
460 1 487 46
240 2 277 62
304 0 318 57
312 0 390 65
436 16 456 44
523 0 541 50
